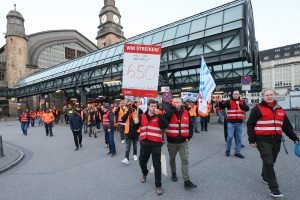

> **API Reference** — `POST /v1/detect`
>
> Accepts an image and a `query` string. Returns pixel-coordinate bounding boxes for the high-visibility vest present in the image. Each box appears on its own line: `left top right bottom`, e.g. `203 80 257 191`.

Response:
124 111 140 134
188 106 197 117
37 110 43 118
166 110 189 138
42 113 55 124
118 107 128 122
140 114 162 143
21 114 29 122
226 100 244 120
30 111 36 119
254 105 285 136
103 111 111 127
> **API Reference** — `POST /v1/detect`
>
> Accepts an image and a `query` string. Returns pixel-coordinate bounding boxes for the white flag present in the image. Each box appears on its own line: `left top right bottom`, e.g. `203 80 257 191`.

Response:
198 56 216 113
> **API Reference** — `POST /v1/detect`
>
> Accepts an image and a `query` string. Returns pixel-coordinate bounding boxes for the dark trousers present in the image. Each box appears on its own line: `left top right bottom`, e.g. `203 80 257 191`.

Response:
118 124 125 140
30 119 35 127
21 122 28 135
125 137 137 159
200 116 208 131
72 129 82 148
139 144 162 187
191 117 199 132
105 129 116 154
224 120 228 142
257 141 281 192
45 123 53 135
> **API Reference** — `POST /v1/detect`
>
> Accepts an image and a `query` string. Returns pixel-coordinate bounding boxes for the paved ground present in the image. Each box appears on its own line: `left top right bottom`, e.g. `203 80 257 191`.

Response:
0 117 299 200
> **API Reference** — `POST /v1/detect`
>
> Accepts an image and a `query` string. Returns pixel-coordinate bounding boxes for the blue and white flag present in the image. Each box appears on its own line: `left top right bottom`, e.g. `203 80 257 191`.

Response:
198 56 216 113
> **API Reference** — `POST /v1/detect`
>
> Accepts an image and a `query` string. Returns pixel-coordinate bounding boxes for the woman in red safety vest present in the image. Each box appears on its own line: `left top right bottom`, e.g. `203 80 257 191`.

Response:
247 89 299 198
20 110 30 136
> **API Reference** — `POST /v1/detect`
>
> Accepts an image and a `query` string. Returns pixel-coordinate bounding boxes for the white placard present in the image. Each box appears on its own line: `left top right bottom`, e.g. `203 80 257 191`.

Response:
242 85 251 91
122 44 161 98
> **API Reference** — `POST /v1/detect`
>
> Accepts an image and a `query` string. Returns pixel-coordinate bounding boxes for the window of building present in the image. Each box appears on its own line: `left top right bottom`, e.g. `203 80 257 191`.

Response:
284 52 290 57
274 54 280 59
295 50 300 55
274 66 291 87
65 47 76 59
275 49 281 52
263 56 269 60
76 50 86 58
262 69 272 88
284 47 290 51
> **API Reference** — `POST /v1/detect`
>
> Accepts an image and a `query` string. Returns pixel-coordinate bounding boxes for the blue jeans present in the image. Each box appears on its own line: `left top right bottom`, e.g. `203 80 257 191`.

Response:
226 122 243 153
96 122 101 130
107 129 116 154
217 112 224 124
21 122 28 135
30 118 35 127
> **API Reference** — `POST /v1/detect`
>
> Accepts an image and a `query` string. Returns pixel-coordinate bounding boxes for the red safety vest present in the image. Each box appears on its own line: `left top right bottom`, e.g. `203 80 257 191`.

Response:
254 105 285 136
166 110 189 138
102 111 111 127
30 111 36 119
21 114 29 122
140 114 162 143
226 100 244 120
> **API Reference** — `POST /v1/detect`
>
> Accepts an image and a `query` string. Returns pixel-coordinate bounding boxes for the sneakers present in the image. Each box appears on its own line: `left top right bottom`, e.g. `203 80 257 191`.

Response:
121 158 129 165
141 175 146 183
133 155 138 161
75 147 79 151
225 151 230 157
156 187 163 195
121 140 125 144
184 180 197 189
79 144 82 148
234 153 245 159
171 173 178 182
270 190 284 198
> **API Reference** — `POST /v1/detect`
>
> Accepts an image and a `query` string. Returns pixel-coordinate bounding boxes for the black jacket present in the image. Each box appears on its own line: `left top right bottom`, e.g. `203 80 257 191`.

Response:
247 100 299 144
219 97 249 123
70 113 83 131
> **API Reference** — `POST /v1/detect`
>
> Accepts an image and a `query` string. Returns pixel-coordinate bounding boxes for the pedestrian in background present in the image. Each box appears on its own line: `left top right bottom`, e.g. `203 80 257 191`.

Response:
70 109 83 151
42 109 55 137
103 104 116 156
247 89 299 198
19 110 30 136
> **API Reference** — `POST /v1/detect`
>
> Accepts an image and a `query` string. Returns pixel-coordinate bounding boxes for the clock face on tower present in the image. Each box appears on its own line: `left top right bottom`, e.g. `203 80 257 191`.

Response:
113 14 120 24
101 14 107 24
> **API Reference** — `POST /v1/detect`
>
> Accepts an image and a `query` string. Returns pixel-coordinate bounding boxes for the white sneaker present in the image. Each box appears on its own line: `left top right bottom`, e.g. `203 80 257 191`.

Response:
121 158 129 165
121 140 125 144
133 155 138 161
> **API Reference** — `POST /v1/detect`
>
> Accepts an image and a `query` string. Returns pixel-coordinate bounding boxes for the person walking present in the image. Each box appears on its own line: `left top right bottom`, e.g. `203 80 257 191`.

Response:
88 107 97 138
70 109 83 151
220 90 249 158
29 110 36 127
134 99 169 195
42 109 55 137
115 100 128 144
37 109 44 126
164 98 197 189
103 104 116 156
247 89 299 198
120 103 142 165
19 110 30 136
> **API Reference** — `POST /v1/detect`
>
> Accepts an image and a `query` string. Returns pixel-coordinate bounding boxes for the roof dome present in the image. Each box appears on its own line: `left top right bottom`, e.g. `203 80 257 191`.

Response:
6 10 24 20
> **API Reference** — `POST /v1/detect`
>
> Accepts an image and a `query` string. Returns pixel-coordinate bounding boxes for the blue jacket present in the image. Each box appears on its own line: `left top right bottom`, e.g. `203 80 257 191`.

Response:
70 113 83 130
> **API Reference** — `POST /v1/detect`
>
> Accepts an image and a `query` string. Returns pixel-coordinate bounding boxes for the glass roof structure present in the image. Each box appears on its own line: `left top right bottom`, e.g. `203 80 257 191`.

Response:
16 0 246 88
0 0 260 98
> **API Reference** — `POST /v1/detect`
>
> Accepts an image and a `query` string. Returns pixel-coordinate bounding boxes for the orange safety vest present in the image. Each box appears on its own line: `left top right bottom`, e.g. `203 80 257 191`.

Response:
42 112 55 124
37 110 43 118
140 114 162 143
118 107 128 122
21 114 29 122
188 106 197 117
226 100 244 120
254 105 285 136
124 111 140 134
166 110 189 138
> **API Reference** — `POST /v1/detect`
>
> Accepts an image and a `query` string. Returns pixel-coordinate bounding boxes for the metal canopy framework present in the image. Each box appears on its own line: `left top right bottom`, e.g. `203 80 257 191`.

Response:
0 0 261 98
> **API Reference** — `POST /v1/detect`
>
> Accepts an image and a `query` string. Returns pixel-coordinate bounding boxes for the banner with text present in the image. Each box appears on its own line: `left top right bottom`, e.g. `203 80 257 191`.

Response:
122 44 161 98
181 92 198 102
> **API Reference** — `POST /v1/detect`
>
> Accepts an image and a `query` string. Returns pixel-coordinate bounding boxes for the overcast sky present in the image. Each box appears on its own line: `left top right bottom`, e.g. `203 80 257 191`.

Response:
0 0 299 50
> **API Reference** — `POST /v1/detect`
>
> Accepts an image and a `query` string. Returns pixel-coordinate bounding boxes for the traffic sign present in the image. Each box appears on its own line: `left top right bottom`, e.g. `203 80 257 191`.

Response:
241 76 252 85
40 99 45 104
162 92 173 102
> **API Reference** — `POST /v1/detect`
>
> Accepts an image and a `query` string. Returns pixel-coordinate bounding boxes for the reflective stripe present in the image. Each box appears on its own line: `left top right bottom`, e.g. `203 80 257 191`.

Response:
168 123 189 127
227 114 244 117
140 132 162 138
227 110 241 113
166 129 189 133
256 120 283 125
140 126 161 131
254 127 282 131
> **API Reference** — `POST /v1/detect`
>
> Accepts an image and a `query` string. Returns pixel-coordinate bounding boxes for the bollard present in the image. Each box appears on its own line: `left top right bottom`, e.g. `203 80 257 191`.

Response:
0 135 4 157
295 114 300 132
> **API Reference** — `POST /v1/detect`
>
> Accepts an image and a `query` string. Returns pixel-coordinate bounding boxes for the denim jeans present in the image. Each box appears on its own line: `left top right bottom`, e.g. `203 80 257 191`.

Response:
191 117 199 132
30 118 35 127
226 122 243 153
106 129 116 154
217 112 224 124
21 122 28 135
45 123 53 135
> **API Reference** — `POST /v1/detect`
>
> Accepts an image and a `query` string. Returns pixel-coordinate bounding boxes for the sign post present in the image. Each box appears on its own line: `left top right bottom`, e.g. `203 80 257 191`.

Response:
122 44 161 98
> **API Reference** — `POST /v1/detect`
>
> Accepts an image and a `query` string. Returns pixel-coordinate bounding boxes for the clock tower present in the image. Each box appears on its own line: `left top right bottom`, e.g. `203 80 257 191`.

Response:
96 0 125 48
